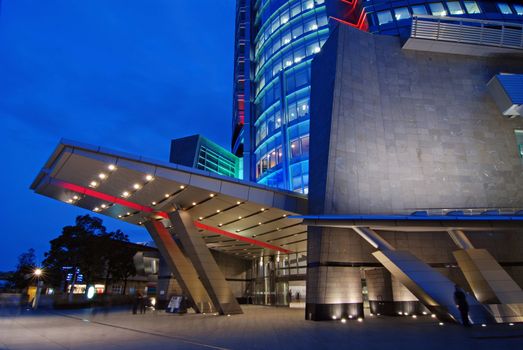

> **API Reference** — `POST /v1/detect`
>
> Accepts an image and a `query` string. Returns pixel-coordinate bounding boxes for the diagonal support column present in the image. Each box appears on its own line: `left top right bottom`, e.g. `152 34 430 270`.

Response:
354 227 493 324
448 230 523 322
168 210 243 315
144 220 214 313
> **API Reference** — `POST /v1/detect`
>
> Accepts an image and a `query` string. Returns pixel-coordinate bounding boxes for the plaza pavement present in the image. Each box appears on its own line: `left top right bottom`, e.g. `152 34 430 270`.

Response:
1 304 522 350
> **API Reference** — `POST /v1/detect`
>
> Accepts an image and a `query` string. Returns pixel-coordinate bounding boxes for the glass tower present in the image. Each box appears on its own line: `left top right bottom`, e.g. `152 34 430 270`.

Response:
233 0 337 194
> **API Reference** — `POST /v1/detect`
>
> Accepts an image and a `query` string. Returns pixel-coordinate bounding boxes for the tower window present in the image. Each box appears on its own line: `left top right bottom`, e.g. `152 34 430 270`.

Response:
515 130 523 158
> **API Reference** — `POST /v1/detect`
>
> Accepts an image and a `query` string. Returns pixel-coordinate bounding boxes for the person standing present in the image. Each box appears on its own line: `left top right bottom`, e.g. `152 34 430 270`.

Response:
454 285 470 327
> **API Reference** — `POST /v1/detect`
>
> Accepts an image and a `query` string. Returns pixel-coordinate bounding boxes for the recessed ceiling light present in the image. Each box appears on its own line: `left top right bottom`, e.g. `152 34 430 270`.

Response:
260 208 265 211
94 207 100 212
219 223 223 227
282 214 287 217
198 217 203 220
145 174 153 181
73 195 79 200
209 193 215 197
151 201 156 205
90 181 98 187
67 199 73 203
133 183 141 190
216 209 220 213
118 215 122 218
126 212 130 216
180 185 185 189
164 194 170 198
192 202 197 206
122 191 130 198
258 222 262 225
236 201 241 205
108 164 116 171
98 173 107 180
101 204 107 209
238 216 242 219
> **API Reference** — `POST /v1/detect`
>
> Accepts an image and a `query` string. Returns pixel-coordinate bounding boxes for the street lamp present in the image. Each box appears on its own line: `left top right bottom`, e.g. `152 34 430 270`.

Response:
32 268 43 309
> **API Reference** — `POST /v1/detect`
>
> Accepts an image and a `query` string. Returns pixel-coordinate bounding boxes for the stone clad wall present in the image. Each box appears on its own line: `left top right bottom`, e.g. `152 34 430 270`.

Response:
310 25 523 215
305 24 523 320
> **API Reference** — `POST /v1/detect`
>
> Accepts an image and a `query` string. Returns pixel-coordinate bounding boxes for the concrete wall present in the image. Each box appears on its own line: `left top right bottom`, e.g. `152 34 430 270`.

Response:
306 24 523 319
310 25 523 215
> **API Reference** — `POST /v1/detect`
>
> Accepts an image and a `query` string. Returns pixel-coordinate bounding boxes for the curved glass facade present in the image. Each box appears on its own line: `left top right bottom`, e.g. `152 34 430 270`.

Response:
249 0 330 193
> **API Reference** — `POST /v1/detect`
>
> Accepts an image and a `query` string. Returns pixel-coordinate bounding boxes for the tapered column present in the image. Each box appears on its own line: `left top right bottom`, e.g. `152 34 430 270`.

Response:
448 230 523 322
168 210 243 315
354 227 493 324
144 220 214 313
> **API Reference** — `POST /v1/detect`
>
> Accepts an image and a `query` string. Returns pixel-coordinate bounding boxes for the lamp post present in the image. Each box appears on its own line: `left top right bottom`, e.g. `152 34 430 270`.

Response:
32 268 43 310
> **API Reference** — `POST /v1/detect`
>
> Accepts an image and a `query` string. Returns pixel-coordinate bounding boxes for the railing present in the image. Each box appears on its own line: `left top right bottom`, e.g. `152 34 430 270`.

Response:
411 15 523 50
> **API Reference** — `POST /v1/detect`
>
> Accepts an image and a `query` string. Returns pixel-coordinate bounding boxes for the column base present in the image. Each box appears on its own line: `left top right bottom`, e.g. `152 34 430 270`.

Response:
305 303 364 321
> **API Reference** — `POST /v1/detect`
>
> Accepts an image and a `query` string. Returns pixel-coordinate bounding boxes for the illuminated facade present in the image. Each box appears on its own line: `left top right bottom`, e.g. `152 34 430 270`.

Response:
232 0 367 193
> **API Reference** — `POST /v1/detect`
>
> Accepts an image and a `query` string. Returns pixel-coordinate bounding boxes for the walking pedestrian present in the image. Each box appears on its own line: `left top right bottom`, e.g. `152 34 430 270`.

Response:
454 285 470 327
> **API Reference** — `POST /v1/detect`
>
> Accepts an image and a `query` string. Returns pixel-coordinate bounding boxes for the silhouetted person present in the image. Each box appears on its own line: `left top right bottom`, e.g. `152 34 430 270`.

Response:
133 292 143 315
454 285 470 327
139 295 147 314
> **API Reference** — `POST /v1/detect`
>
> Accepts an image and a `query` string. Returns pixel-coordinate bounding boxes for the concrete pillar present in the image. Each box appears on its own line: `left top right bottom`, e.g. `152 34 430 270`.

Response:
168 210 243 315
306 227 364 321
448 230 523 322
447 230 474 250
354 227 493 323
144 220 214 313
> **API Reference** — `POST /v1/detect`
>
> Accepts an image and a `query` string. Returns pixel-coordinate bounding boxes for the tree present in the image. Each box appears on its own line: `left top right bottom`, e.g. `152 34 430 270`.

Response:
43 215 107 290
43 215 137 295
100 230 136 294
9 248 36 290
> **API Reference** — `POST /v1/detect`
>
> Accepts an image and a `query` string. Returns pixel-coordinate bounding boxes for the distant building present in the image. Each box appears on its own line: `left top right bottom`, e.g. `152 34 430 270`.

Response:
170 135 242 179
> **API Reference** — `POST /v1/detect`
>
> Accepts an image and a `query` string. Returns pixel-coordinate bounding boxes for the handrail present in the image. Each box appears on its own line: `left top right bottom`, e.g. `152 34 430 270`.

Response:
410 15 523 50
413 14 523 28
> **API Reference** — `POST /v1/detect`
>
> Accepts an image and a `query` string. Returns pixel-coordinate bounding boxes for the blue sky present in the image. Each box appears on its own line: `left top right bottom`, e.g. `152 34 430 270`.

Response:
0 0 235 270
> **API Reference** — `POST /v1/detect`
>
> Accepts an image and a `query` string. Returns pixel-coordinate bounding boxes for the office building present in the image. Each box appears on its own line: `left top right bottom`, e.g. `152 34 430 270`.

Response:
31 0 523 323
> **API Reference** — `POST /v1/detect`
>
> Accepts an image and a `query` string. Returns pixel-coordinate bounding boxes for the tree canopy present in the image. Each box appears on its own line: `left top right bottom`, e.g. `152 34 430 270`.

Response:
43 215 136 293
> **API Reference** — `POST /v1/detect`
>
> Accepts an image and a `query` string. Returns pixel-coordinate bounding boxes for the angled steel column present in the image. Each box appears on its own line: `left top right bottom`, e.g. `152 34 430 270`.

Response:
448 230 523 322
354 227 492 324
168 210 243 315
144 220 214 313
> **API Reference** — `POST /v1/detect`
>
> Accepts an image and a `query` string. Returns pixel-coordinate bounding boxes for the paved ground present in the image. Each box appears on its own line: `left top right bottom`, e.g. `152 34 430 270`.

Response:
1 304 523 350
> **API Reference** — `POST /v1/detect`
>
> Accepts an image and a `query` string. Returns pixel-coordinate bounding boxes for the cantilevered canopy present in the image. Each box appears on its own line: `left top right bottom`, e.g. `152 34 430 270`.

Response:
31 139 308 259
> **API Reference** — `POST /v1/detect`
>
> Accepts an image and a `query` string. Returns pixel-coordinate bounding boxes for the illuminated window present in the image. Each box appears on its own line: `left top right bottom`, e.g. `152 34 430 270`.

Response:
513 4 523 15
463 1 481 14
429 3 447 16
447 1 464 15
377 10 393 25
411 5 428 15
394 7 411 20
497 3 513 14
516 130 523 158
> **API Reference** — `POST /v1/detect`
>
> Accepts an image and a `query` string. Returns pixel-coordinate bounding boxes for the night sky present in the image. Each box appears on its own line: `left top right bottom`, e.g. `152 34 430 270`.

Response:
0 0 235 271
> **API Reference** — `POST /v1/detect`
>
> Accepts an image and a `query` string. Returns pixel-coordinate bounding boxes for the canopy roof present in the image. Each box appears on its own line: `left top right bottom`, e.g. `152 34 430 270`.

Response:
31 139 308 259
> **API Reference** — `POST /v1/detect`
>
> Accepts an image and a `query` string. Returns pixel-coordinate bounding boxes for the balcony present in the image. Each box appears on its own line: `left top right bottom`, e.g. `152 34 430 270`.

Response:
403 15 523 57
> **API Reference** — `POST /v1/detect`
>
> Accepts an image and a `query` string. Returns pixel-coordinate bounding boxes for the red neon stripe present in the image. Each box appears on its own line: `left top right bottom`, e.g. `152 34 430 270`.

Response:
51 179 290 253
52 179 168 218
193 221 292 254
